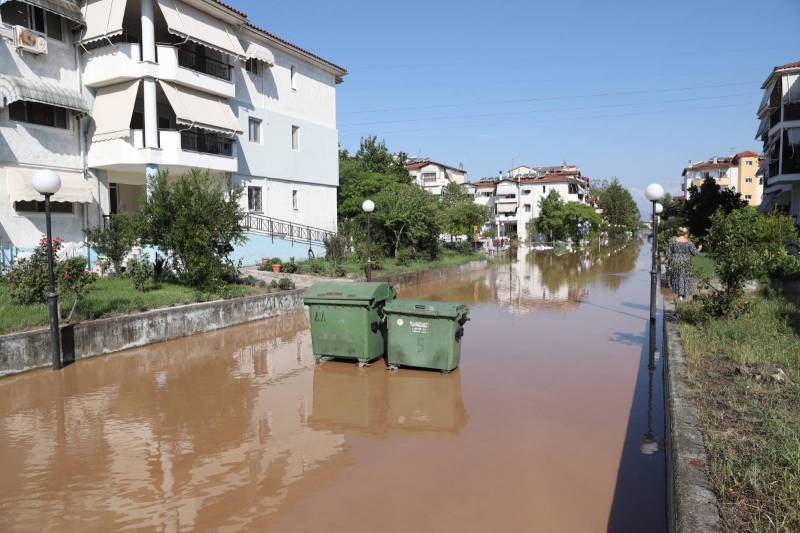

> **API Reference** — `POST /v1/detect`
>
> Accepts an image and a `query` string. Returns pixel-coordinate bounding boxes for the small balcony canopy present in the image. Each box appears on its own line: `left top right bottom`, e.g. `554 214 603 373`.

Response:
0 0 83 25
7 167 93 204
79 0 127 45
496 203 518 214
90 79 140 141
158 80 242 134
243 38 274 66
156 0 245 58
0 74 88 113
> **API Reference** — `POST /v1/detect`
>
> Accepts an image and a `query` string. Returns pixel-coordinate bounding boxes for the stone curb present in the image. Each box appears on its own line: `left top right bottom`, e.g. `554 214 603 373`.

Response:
663 299 722 532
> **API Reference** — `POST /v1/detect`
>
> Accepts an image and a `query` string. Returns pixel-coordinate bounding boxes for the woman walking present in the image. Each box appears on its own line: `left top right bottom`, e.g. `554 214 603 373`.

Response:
667 227 702 301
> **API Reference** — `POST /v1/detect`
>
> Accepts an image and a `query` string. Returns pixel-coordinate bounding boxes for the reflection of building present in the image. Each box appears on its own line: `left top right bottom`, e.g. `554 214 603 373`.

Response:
681 152 763 206
405 159 466 197
756 60 800 222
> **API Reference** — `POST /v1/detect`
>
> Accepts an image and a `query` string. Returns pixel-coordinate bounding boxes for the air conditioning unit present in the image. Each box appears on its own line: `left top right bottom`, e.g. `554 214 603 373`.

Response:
14 26 47 54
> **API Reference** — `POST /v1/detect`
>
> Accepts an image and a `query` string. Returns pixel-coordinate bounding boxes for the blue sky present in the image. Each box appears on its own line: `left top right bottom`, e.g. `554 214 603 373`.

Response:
233 0 800 212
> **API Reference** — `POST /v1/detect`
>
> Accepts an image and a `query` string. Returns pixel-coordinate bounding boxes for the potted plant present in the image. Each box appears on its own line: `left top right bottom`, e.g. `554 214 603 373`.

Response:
270 257 282 273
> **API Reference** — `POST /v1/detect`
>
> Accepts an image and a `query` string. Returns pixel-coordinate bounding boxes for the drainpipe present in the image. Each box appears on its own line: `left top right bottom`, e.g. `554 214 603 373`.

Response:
140 0 159 187
76 36 91 268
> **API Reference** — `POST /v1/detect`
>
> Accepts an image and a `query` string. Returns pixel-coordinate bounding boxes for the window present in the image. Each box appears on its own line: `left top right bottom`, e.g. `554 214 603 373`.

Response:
522 189 531 195
247 186 262 212
523 204 531 213
8 101 68 129
290 65 297 90
157 116 171 129
421 172 437 183
0 2 63 40
745 177 753 183
745 160 753 166
542 185 546 192
245 58 260 75
568 183 579 194
291 125 299 150
745 194 752 200
292 190 298 210
14 201 73 214
248 117 261 143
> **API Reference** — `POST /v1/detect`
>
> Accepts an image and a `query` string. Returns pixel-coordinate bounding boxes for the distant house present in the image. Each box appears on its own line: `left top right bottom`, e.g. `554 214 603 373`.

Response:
756 60 800 221
405 159 466 196
681 152 763 206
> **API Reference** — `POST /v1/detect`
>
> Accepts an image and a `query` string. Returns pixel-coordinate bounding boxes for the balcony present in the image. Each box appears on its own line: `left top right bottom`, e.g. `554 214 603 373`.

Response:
82 43 235 98
87 129 237 174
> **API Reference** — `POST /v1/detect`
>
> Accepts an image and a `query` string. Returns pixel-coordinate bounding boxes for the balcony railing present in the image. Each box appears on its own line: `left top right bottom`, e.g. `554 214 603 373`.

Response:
180 130 233 156
177 48 232 81
242 212 335 246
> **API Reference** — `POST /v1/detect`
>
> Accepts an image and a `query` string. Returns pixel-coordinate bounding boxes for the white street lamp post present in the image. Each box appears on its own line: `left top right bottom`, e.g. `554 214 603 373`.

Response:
362 199 375 281
645 184 665 322
32 170 63 370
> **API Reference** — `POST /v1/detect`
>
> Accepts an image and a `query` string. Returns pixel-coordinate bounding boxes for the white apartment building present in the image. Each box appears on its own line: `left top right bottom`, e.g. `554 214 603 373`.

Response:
1 0 346 265
470 165 590 238
757 60 800 222
405 159 466 196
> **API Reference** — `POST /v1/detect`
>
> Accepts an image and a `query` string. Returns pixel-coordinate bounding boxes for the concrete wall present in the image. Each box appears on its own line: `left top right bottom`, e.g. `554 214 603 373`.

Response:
0 289 306 376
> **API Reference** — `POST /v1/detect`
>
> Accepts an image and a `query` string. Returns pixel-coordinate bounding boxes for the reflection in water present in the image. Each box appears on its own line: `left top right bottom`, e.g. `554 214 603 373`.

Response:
640 319 659 455
0 240 665 532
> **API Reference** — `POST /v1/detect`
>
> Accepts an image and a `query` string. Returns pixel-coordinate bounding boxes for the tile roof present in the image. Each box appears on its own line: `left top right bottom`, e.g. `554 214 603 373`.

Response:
405 160 465 172
761 59 800 88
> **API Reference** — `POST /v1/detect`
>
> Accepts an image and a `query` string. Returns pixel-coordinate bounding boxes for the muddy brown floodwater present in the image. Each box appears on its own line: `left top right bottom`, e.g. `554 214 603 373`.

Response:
0 240 665 532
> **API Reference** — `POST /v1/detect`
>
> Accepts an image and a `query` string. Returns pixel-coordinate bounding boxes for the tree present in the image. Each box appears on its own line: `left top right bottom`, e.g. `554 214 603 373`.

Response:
685 177 746 238
532 190 603 243
139 169 246 289
440 181 490 241
534 190 567 241
595 178 640 235
659 192 684 220
374 182 440 257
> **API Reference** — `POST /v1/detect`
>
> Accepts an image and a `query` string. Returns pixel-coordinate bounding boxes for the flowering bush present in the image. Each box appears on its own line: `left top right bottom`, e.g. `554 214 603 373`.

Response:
58 256 97 320
6 237 63 304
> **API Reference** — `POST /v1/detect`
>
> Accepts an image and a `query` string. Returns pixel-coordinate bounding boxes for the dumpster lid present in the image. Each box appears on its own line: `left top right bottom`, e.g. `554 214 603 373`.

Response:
304 281 395 303
384 299 467 318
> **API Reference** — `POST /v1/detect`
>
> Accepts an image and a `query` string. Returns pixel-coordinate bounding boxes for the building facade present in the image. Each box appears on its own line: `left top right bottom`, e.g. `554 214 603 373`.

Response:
405 159 466 197
680 151 763 207
468 164 590 238
756 60 800 222
1 0 346 265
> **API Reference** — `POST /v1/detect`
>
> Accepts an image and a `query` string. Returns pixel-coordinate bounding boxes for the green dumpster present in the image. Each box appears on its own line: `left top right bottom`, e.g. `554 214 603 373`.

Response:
384 300 469 372
304 282 396 364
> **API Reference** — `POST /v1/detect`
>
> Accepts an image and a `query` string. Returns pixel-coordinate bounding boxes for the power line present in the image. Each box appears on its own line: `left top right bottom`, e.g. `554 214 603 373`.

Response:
338 92 759 128
338 81 761 115
339 102 754 138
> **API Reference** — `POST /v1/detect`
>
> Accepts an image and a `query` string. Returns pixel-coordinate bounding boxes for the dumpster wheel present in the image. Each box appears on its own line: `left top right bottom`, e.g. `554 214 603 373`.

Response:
387 364 399 372
357 361 371 368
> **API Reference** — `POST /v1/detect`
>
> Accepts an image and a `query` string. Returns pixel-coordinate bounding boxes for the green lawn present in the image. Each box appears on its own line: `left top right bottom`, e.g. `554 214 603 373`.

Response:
692 252 716 279
0 278 262 335
678 295 800 531
289 250 486 278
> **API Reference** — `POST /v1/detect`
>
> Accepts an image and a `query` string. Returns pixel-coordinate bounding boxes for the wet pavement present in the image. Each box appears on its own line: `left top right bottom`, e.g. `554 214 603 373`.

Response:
0 240 665 532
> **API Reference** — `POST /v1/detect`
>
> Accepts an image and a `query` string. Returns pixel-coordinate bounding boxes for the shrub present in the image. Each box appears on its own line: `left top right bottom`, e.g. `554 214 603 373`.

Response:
126 255 153 292
6 236 62 304
457 240 474 255
277 277 295 290
396 247 413 266
283 258 298 273
323 234 348 263
705 208 797 315
269 279 278 289
270 257 282 265
139 169 246 290
334 264 347 277
58 256 96 320
84 214 138 275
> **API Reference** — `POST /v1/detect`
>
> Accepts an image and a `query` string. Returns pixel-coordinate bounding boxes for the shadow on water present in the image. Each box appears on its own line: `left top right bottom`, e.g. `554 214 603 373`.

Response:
606 307 666 532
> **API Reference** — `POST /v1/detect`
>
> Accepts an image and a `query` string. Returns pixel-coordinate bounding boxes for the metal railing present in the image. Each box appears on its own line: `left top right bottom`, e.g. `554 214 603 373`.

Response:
242 212 335 246
180 130 233 156
177 48 232 81
1 239 21 272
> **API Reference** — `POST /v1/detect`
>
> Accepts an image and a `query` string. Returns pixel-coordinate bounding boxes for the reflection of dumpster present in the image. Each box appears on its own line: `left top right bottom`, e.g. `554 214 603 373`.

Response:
303 282 396 363
387 370 468 435
308 362 388 435
384 300 469 372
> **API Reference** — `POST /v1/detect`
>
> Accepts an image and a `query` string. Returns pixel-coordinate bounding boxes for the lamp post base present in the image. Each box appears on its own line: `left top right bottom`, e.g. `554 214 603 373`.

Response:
48 291 62 370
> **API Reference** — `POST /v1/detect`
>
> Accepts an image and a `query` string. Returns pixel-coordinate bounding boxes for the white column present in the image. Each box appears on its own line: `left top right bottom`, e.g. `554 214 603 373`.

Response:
142 77 158 149
140 0 156 63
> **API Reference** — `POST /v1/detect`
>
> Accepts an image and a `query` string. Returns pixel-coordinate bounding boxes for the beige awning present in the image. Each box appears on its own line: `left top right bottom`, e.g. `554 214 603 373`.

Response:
156 0 245 58
90 79 140 141
159 80 241 134
755 116 769 140
244 38 274 66
7 168 93 204
0 74 88 113
496 203 517 214
80 0 127 45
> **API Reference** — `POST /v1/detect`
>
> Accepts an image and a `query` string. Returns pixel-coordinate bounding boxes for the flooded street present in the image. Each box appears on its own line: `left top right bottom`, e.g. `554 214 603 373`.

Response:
0 241 665 532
